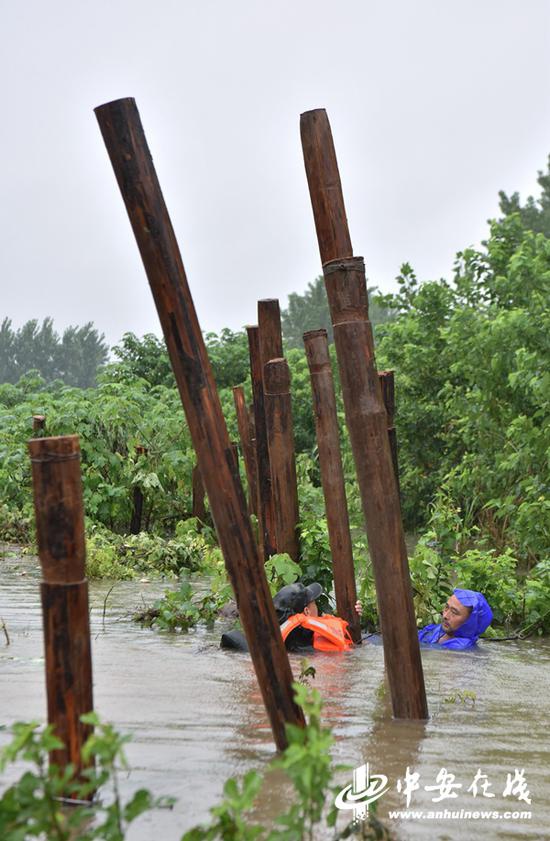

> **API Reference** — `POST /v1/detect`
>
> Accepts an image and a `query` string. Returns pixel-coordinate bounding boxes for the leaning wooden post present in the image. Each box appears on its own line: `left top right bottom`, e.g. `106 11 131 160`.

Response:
233 386 259 517
378 371 401 497
303 329 361 643
130 445 147 534
300 108 427 719
95 97 304 748
263 358 300 561
246 324 277 560
27 434 94 783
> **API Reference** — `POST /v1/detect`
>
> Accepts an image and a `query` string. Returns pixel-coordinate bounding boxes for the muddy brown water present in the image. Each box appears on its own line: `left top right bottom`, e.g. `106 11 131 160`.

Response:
1 547 549 840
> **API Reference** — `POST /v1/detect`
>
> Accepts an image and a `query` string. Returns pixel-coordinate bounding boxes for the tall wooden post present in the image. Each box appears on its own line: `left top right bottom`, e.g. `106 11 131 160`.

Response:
246 324 277 560
233 386 259 517
28 435 94 783
95 97 303 747
378 371 400 496
130 445 147 534
263 358 300 561
303 329 361 643
300 108 427 720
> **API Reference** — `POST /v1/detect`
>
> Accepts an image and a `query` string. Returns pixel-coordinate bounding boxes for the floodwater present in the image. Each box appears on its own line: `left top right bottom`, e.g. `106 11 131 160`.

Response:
1 546 549 840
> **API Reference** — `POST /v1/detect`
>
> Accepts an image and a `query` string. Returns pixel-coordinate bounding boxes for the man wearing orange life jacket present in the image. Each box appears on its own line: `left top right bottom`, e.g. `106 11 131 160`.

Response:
220 581 362 652
273 582 361 652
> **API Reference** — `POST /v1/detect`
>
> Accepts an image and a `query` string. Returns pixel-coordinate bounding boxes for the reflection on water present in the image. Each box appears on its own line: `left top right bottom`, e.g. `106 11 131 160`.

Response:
1 548 549 840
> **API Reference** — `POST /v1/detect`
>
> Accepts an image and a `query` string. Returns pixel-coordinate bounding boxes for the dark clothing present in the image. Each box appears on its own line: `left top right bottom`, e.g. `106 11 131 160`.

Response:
220 626 314 652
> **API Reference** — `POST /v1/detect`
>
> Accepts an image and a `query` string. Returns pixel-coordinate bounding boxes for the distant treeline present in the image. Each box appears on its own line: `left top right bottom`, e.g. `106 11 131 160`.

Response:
4 147 549 392
0 318 109 389
1 278 394 391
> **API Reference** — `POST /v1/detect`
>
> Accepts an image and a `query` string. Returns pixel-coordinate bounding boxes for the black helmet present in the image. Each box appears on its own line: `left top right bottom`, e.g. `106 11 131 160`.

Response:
273 582 323 623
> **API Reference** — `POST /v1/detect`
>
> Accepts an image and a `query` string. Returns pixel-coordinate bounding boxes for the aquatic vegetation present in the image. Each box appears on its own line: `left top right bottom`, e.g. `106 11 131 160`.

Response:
133 573 225 631
443 689 477 707
86 526 216 581
0 713 173 841
0 689 394 841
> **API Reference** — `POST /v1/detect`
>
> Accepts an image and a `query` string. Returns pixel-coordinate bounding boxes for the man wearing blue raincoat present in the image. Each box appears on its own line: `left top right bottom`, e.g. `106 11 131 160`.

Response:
418 588 493 649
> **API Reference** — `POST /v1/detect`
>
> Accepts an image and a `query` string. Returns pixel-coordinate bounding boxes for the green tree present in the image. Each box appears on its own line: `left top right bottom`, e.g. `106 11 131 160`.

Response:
111 332 174 387
0 318 108 387
60 323 111 388
377 217 550 564
111 329 250 390
204 328 250 389
499 154 550 237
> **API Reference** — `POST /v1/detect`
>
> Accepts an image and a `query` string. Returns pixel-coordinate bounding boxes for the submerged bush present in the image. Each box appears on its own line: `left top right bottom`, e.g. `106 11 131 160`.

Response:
86 525 213 580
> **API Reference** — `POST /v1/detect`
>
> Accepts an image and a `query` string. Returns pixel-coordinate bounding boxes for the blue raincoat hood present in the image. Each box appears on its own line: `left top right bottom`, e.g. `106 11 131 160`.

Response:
418 589 493 650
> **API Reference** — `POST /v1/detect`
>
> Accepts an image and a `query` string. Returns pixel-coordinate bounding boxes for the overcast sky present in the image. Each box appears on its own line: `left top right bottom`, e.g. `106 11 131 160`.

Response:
3 1 550 347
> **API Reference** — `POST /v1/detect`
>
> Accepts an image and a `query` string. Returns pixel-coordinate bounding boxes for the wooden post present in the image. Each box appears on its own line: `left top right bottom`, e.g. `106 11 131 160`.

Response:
27 434 94 783
257 299 284 545
246 324 277 560
95 97 303 748
303 329 361 643
258 299 283 369
300 110 353 264
32 415 46 435
378 371 401 497
192 464 207 524
300 108 428 720
248 405 259 512
130 445 147 534
233 386 259 517
263 358 300 561
258 298 301 555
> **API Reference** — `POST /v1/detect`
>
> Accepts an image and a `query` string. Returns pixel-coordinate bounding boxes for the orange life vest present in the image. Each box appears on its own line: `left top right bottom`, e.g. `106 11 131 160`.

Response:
279 613 354 652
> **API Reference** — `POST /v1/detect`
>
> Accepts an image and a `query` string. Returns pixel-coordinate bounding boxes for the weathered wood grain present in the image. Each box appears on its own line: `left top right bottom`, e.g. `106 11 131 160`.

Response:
95 98 303 747
300 108 428 719
28 434 94 784
300 109 353 264
303 329 361 643
323 257 428 719
263 358 300 561
378 370 401 498
246 324 277 561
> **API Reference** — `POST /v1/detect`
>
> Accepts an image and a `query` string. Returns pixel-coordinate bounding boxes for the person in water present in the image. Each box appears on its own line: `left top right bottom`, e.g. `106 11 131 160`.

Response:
274 582 361 651
220 582 361 652
418 588 493 649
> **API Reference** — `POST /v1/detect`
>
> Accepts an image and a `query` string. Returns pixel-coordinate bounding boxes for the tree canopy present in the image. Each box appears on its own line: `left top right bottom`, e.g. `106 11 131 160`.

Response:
0 318 108 388
499 153 550 238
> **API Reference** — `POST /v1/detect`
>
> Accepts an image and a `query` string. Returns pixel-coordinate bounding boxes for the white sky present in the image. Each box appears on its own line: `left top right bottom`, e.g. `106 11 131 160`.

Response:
2 0 550 346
